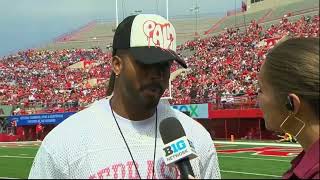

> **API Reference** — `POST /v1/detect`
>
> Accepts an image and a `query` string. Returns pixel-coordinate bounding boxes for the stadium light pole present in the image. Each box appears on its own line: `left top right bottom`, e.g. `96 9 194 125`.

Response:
195 5 199 36
115 0 119 27
166 0 169 20
243 10 248 35
190 0 200 37
234 0 239 28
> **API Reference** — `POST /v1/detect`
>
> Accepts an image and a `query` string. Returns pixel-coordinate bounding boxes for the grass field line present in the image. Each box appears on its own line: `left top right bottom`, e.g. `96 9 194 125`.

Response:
215 144 238 148
0 146 39 149
0 155 34 159
220 170 282 177
0 177 19 179
218 155 291 162
214 141 301 147
0 141 39 144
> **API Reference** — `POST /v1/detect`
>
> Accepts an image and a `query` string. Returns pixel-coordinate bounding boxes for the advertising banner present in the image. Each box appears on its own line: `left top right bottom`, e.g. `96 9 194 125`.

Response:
8 112 76 126
172 104 208 119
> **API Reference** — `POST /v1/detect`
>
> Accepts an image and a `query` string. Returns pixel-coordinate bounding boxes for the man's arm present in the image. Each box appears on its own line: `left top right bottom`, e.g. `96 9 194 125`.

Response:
200 140 221 179
29 144 67 179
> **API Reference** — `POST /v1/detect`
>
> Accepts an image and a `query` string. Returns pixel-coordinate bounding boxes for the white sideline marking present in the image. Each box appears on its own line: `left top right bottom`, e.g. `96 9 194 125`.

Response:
215 144 238 148
218 155 291 162
214 141 301 147
0 155 34 159
0 146 39 149
221 170 282 177
0 141 39 144
0 177 19 179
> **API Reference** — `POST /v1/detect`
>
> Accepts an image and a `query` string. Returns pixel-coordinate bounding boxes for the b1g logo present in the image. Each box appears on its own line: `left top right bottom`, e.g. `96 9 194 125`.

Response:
162 137 198 166
163 140 187 157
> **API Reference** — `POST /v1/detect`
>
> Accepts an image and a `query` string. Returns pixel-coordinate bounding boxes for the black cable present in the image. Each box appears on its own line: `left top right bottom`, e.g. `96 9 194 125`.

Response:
152 108 158 179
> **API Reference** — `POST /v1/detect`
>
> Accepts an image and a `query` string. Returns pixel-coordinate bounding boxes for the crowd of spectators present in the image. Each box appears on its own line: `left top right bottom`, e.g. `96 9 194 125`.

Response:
0 118 9 133
168 14 319 106
0 14 319 115
0 48 112 114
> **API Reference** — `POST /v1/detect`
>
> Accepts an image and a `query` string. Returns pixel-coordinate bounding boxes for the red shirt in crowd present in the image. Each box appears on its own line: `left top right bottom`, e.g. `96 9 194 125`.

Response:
36 124 43 134
283 139 319 179
16 127 25 139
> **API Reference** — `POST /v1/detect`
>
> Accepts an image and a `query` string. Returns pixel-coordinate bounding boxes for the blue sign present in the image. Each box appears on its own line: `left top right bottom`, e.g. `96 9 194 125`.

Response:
8 112 76 126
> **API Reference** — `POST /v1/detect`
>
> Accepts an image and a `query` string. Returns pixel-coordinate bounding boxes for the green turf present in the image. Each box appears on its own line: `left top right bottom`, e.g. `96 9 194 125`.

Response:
219 155 289 179
216 144 297 179
0 146 38 178
0 143 297 179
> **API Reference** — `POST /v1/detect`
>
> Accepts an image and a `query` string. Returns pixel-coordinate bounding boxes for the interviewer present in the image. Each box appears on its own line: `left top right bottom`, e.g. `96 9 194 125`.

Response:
258 37 319 179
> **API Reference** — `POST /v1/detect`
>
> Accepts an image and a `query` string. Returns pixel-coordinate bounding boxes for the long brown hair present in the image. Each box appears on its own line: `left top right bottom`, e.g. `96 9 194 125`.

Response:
264 37 319 117
106 72 115 96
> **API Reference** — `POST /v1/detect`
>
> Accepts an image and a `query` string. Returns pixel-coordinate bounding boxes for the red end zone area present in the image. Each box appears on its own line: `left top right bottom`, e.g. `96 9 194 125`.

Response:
215 141 302 157
216 145 301 157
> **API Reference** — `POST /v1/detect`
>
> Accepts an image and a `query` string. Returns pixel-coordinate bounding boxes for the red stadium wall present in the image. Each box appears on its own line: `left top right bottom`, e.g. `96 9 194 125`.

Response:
0 134 19 142
197 118 277 140
18 125 56 141
198 104 275 140
209 109 263 118
4 125 57 142
208 103 263 119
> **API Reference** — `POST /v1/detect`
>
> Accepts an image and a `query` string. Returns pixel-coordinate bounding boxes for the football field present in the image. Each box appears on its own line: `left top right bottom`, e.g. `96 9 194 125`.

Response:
0 141 301 179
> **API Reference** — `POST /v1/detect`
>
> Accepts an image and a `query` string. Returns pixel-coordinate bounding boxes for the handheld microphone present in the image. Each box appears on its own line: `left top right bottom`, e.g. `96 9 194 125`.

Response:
159 117 197 179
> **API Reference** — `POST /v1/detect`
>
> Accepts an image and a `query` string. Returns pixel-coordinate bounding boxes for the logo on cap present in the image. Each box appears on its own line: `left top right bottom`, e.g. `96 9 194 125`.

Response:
143 20 175 50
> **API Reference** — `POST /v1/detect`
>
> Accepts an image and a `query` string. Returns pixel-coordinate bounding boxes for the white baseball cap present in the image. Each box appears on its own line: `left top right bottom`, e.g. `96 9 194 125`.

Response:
112 14 187 68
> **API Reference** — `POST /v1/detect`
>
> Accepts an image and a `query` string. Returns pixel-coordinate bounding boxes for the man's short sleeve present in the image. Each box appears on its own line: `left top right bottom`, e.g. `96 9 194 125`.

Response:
28 145 67 179
200 138 221 179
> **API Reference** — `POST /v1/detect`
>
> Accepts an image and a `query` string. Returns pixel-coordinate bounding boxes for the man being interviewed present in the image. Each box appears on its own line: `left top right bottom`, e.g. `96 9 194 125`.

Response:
29 14 221 179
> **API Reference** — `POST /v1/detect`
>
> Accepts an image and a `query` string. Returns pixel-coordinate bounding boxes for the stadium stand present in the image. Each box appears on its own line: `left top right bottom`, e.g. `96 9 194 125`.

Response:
0 14 319 115
207 0 319 34
0 48 111 114
169 14 319 105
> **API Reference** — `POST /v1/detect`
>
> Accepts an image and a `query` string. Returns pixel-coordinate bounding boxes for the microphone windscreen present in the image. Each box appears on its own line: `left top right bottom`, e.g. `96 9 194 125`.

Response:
159 117 186 144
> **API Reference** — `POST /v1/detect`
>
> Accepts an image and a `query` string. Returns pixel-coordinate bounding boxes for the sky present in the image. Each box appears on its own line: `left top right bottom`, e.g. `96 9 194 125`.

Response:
0 0 242 57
